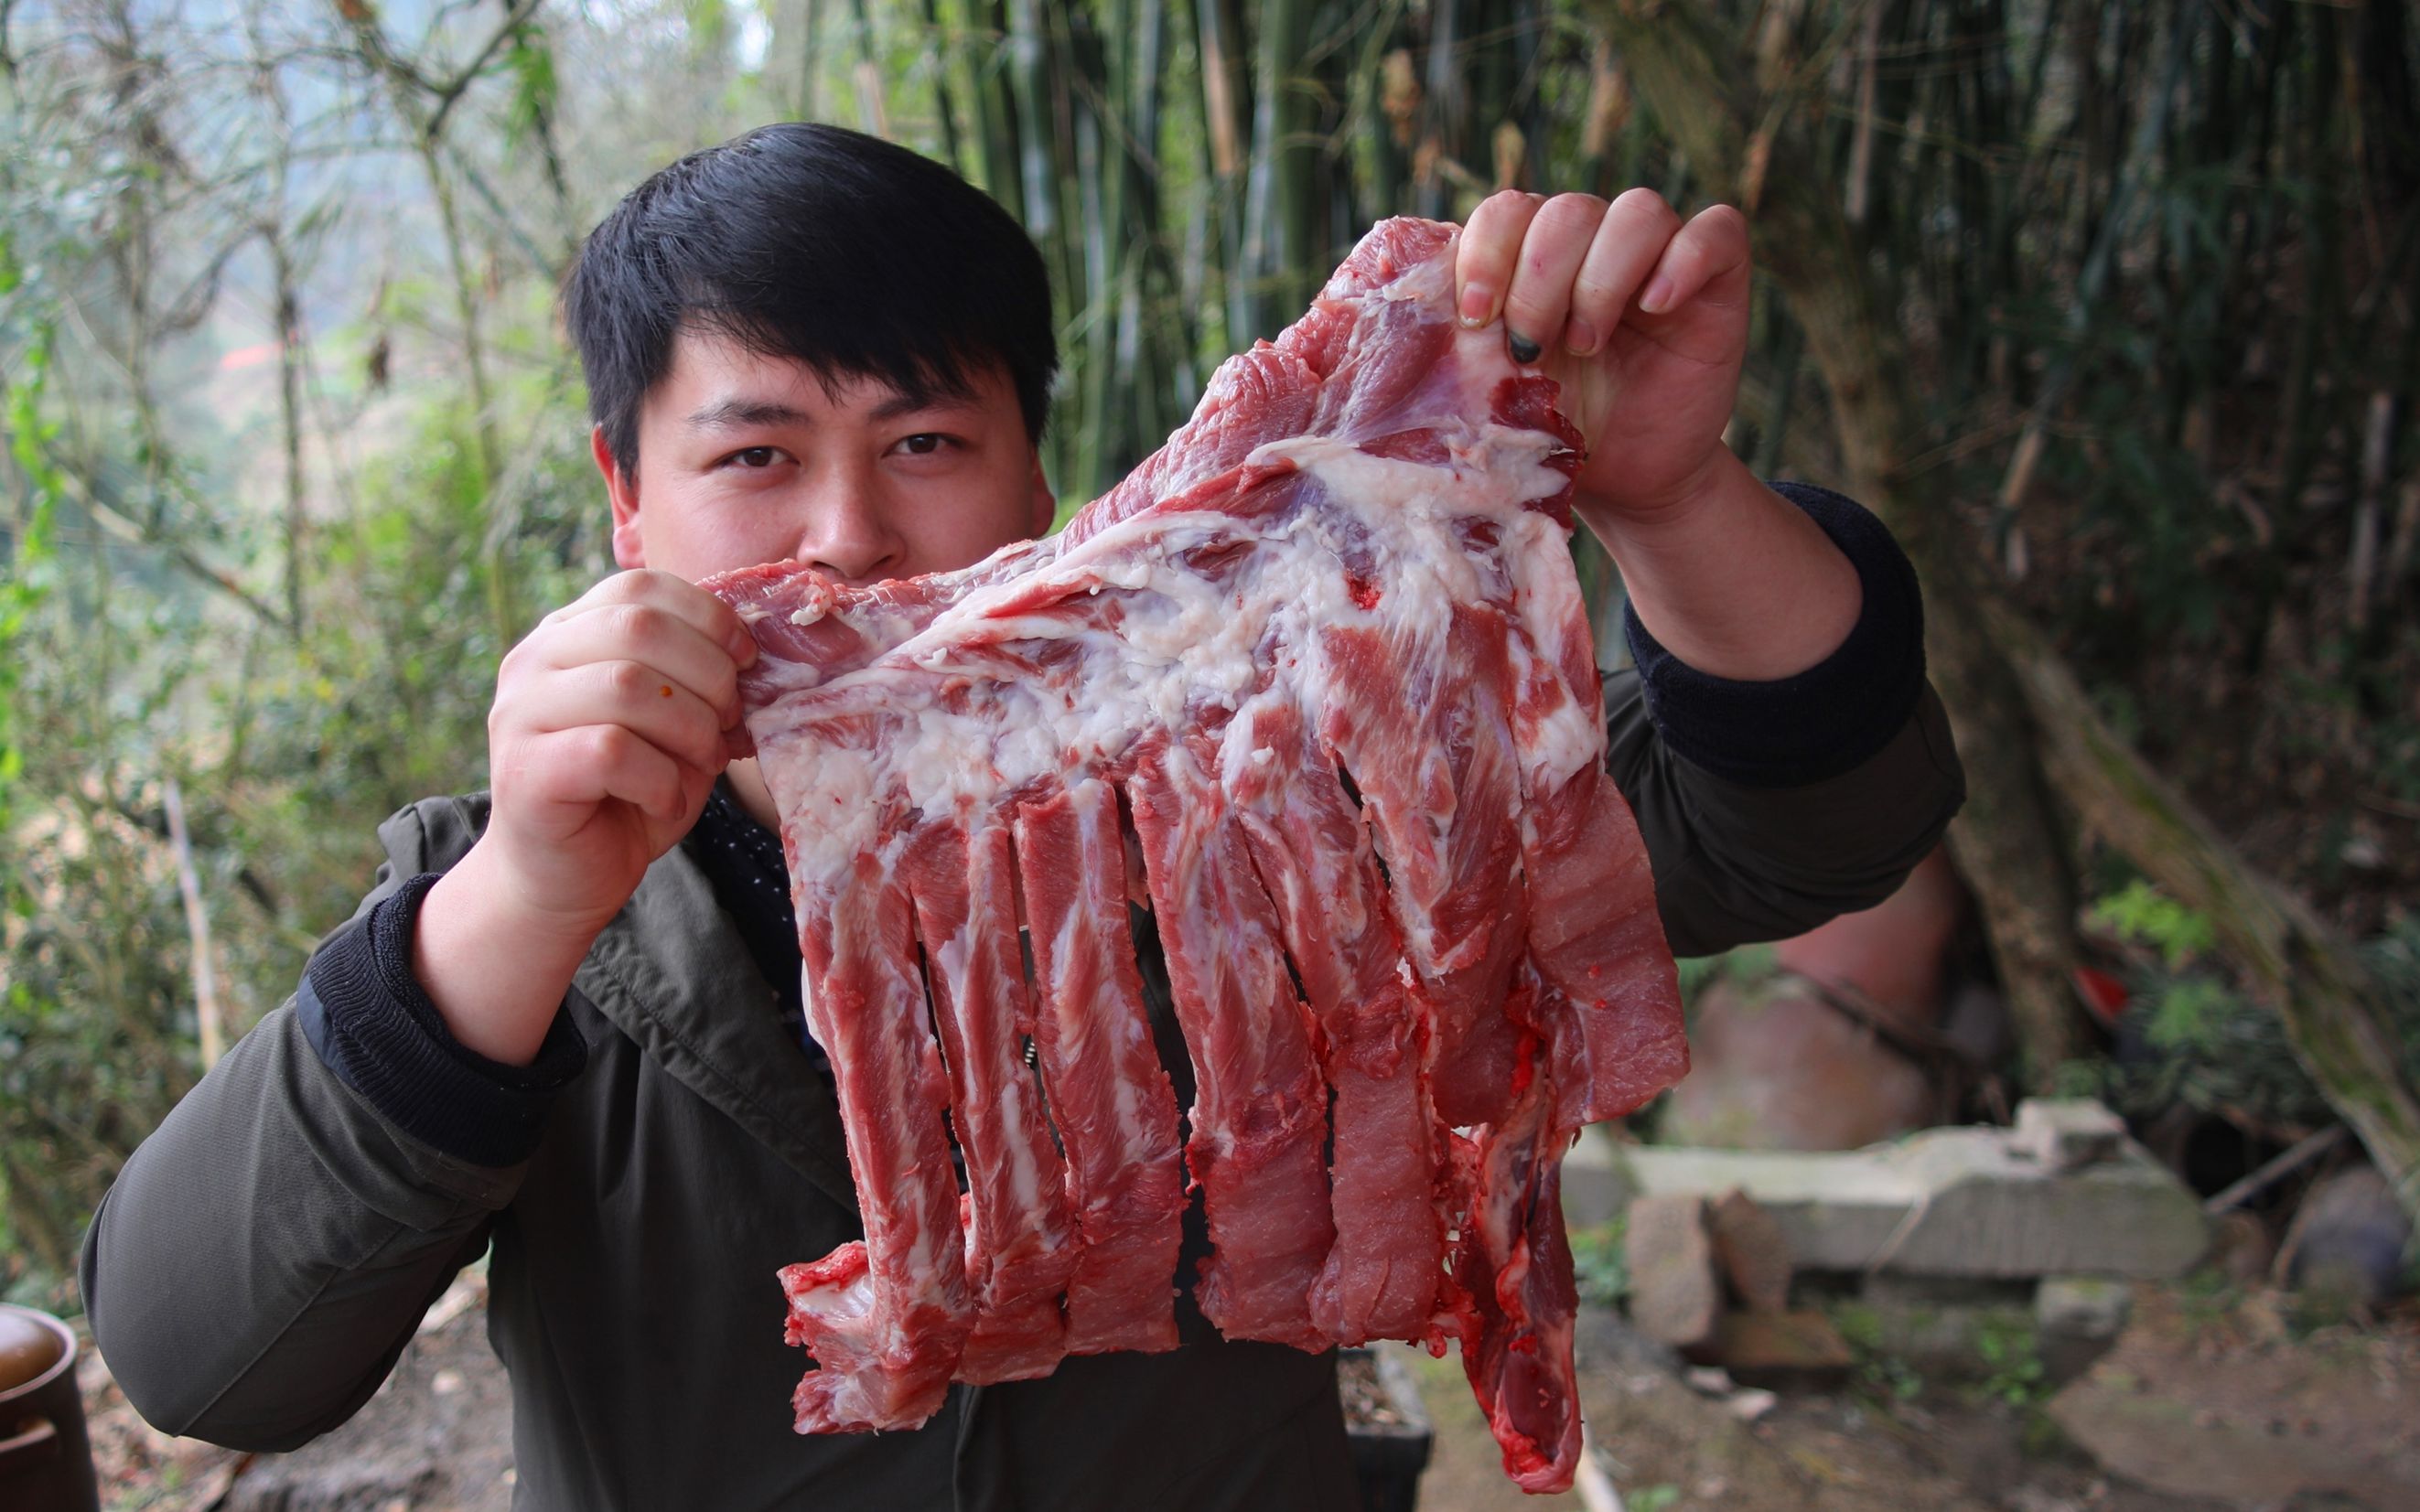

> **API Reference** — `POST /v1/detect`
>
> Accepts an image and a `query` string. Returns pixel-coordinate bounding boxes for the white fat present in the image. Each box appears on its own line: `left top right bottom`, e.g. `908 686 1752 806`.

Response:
1368 245 1455 305
749 362 1608 891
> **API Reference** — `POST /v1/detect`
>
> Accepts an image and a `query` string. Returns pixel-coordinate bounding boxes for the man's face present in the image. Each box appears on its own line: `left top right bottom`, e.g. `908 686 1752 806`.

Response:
599 327 1056 584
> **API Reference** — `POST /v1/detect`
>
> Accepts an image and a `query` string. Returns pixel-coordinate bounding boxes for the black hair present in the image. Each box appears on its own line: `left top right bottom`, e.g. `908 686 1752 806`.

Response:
563 122 1058 478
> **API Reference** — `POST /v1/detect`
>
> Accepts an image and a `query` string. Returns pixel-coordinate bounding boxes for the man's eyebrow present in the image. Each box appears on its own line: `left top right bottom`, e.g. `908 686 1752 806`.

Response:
685 399 812 432
867 390 983 423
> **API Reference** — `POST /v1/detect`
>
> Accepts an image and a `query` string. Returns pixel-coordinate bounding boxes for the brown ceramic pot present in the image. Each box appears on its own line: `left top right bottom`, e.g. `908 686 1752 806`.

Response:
0 1304 100 1512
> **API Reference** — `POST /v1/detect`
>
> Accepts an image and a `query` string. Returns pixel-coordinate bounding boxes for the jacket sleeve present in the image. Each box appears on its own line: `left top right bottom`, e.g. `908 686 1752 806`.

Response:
77 796 584 1451
1604 483 1967 958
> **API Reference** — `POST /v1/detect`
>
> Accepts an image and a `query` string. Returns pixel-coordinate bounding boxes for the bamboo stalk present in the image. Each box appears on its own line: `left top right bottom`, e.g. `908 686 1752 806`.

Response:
1199 0 1252 349
851 0 890 135
1074 31 1114 505
1241 0 1307 339
2348 391 2394 634
1577 30 1628 200
1006 0 1059 238
966 0 1023 217
1416 0 1464 218
920 0 963 170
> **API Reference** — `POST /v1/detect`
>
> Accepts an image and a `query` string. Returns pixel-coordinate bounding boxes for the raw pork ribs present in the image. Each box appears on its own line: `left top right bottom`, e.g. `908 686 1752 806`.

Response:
704 217 1687 1494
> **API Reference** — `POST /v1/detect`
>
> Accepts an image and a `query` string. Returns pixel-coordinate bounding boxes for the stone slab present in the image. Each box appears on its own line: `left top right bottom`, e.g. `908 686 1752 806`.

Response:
2012 1099 2127 1172
1565 1123 2208 1280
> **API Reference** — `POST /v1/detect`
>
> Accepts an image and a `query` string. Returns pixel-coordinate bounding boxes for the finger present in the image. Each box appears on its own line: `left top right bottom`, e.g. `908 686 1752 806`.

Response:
661 760 721 840
519 659 731 777
544 569 758 670
1634 202 1751 318
1565 187 1684 354
1500 193 1608 366
527 600 746 727
522 724 690 827
1455 190 1547 331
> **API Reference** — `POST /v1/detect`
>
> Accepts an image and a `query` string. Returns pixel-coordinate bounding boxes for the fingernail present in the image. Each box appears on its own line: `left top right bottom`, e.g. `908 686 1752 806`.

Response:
1639 275 1676 314
1508 331 1542 365
1565 316 1599 357
1459 284 1492 327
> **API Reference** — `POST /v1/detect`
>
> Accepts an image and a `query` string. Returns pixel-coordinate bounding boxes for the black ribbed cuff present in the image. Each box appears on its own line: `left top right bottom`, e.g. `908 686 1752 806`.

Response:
298 873 587 1167
1622 480 1927 788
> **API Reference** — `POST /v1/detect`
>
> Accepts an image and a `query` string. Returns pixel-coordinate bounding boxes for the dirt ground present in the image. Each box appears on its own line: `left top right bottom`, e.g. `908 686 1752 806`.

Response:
78 1275 2420 1511
1388 1317 2223 1512
1393 1285 2418 1512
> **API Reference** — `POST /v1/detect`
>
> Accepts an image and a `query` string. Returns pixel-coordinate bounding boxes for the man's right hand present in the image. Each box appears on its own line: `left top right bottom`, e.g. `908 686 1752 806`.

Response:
480 571 758 938
412 572 758 1067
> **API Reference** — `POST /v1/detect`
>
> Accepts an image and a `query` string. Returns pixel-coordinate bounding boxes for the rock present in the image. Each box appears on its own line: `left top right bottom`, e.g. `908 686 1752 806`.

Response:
2206 1209 2276 1285
1708 1311 1853 1386
2035 1276 2132 1382
1591 1124 2208 1279
2011 1099 2127 1173
2034 1276 2130 1339
1725 1388 1779 1421
1625 1195 1721 1353
2282 1165 2413 1315
1707 1189 1793 1314
2048 1285 2420 1509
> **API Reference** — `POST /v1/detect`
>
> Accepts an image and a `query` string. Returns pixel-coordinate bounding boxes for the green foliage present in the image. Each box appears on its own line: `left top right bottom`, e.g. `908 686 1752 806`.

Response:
0 314 61 836
2074 885 2420 1131
1628 1485 1682 1512
504 24 563 146
1968 1315 2047 1409
1675 942 1779 1006
1830 1301 1924 1404
2090 880 2216 971
2076 878 2308 1123
1568 1215 1629 1309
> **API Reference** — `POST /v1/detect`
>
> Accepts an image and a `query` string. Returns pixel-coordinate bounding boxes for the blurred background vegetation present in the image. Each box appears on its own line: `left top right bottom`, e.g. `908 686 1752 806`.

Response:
2 0 2415 1297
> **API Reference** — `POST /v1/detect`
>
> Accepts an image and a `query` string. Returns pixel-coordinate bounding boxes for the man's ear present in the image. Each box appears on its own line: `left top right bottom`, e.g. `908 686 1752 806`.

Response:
1027 452 1057 537
595 426 647 569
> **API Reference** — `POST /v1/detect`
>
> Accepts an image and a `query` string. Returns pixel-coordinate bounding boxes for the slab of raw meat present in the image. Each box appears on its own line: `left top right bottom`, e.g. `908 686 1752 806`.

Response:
1011 779 1187 1356
901 814 1079 1382
707 215 1688 1492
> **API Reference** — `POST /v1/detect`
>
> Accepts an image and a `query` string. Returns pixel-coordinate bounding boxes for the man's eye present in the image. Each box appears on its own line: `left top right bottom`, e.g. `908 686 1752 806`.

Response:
728 446 780 469
895 434 950 456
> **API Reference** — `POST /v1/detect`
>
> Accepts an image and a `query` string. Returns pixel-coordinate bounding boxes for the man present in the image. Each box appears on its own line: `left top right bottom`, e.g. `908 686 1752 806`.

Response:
82 123 1963 1508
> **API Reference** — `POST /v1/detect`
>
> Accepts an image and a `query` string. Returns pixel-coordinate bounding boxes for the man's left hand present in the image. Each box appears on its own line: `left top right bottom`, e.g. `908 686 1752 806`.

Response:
1453 188 1750 527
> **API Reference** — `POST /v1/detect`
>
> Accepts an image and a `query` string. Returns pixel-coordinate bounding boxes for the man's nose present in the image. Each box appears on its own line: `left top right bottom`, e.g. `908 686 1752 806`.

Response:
794 468 905 585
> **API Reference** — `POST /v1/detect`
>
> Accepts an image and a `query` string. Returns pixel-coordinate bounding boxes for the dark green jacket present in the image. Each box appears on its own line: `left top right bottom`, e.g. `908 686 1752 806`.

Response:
81 491 1967 1511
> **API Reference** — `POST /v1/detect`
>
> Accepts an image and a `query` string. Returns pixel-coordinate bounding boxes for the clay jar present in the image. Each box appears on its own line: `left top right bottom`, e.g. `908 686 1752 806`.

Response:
0 1304 100 1512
